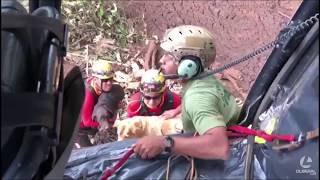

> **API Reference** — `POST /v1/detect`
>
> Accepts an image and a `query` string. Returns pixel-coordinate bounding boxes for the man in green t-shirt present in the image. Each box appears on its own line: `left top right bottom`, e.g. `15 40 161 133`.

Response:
133 25 240 160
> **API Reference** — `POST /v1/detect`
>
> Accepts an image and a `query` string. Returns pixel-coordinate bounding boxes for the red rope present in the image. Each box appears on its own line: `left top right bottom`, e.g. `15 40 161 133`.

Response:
227 125 296 142
100 125 296 179
100 148 134 180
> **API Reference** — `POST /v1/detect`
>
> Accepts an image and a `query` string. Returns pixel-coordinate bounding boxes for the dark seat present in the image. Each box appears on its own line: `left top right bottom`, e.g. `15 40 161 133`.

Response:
1 1 85 179
1 0 31 93
1 1 35 175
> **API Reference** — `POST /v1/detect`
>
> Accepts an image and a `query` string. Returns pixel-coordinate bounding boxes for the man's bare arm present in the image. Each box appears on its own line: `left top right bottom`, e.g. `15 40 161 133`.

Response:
172 127 229 160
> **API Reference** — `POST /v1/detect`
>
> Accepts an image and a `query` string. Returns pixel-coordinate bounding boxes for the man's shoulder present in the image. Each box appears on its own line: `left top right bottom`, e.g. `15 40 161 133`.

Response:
183 76 228 107
184 76 217 94
194 75 220 86
186 76 227 94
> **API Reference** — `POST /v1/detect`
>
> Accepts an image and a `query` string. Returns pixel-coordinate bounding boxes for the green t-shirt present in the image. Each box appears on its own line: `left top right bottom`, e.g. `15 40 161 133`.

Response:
181 75 240 135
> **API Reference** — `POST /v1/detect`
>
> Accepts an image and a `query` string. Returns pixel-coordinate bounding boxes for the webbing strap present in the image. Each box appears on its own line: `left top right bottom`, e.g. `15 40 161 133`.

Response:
1 93 56 129
227 125 296 142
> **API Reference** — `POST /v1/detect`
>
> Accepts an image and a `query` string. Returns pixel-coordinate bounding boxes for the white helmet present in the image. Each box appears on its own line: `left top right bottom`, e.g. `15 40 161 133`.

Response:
160 25 216 68
140 69 166 93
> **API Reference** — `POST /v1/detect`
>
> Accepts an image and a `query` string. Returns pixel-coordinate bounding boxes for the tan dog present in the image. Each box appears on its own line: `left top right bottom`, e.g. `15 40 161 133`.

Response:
114 116 183 141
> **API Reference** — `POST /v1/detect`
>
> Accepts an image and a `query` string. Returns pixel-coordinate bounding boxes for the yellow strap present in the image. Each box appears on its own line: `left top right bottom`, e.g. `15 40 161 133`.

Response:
255 117 277 144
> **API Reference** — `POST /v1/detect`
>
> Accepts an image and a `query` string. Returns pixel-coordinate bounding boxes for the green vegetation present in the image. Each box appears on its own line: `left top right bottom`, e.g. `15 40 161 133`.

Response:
62 0 146 63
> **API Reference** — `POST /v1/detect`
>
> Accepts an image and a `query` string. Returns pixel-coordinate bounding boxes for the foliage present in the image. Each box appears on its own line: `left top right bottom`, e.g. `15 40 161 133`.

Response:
62 0 146 62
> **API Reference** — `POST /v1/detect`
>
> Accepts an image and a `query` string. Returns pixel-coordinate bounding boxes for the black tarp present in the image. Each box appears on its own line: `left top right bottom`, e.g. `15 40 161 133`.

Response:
253 43 319 179
64 137 266 180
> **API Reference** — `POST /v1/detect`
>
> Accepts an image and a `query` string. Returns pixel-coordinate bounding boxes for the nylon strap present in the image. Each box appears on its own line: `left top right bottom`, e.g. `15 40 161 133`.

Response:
1 93 56 129
227 125 296 142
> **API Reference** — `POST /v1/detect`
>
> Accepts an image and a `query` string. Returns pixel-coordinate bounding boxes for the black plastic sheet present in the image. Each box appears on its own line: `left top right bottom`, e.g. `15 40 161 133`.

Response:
254 53 319 179
64 137 266 180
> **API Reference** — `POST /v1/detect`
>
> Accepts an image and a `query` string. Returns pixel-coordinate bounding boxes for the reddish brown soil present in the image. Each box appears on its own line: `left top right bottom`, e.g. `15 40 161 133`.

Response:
116 0 302 98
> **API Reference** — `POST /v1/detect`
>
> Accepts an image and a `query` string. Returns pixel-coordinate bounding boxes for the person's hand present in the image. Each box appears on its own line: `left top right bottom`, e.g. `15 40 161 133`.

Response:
160 109 177 120
132 136 165 159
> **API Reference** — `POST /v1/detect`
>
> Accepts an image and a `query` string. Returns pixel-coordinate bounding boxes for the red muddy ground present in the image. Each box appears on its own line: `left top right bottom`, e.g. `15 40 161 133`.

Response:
116 0 302 99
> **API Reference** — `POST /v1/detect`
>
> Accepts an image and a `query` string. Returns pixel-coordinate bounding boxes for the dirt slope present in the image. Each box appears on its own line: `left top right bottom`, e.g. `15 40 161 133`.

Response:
116 0 302 98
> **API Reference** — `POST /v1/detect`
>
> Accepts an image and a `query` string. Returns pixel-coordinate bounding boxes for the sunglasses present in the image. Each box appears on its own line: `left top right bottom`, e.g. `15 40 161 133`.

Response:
143 93 163 100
